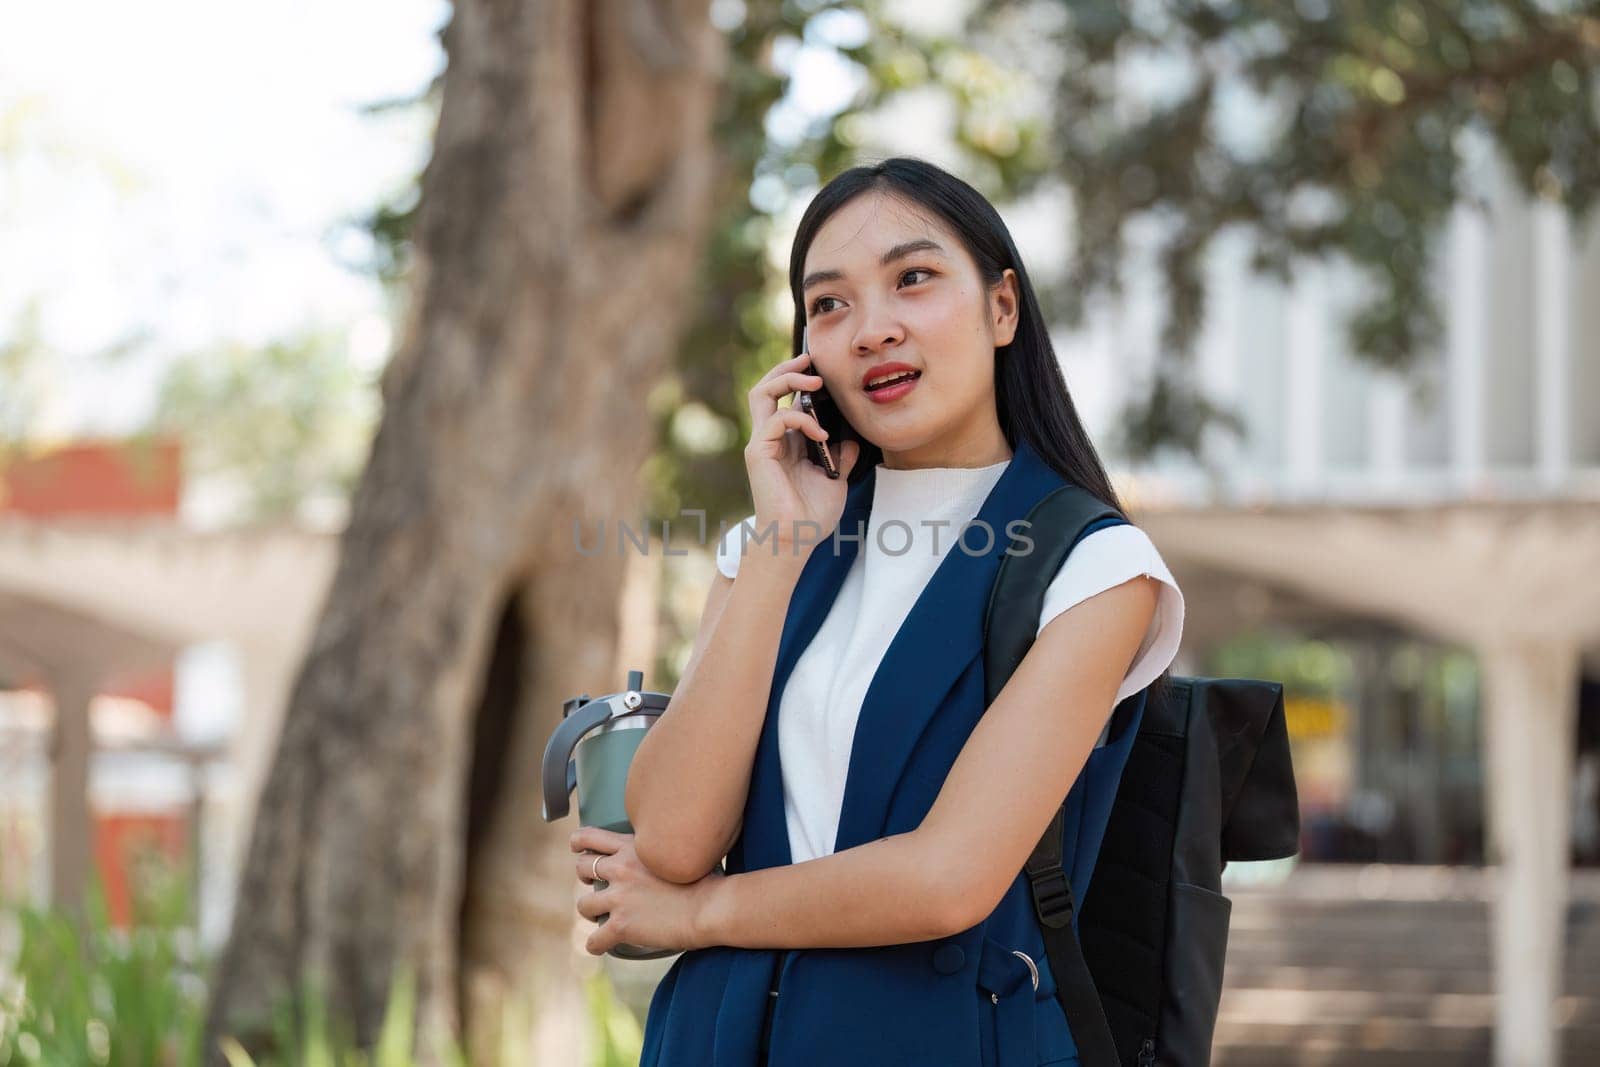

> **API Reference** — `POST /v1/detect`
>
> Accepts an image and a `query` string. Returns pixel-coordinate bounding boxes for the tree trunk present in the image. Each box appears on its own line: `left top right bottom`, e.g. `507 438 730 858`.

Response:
48 672 95 917
202 1 723 1061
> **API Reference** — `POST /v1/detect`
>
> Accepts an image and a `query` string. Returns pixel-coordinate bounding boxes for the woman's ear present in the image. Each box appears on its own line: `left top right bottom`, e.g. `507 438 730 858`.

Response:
991 269 1019 347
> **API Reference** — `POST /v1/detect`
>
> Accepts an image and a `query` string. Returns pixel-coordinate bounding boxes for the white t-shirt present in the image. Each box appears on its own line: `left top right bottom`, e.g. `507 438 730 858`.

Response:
714 457 1185 863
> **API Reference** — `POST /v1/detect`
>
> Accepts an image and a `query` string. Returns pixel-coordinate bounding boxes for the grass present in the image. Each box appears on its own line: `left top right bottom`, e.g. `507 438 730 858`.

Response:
0 858 645 1066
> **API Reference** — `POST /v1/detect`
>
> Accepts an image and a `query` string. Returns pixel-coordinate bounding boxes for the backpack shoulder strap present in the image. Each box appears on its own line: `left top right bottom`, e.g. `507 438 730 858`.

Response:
983 484 1128 696
984 483 1129 1067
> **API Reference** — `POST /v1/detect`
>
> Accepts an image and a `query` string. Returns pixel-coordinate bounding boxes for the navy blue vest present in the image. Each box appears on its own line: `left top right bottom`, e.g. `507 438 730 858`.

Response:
639 436 1149 1067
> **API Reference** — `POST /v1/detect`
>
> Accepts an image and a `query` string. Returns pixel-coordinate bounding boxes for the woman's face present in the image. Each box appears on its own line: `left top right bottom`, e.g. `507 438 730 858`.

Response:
800 190 1019 470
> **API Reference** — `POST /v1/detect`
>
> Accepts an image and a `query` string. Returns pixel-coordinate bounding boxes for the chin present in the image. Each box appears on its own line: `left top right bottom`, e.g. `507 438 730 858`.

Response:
847 400 954 454
865 427 946 457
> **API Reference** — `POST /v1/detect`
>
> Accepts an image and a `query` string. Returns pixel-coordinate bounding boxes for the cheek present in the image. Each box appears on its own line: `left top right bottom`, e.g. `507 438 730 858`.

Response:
817 357 849 394
923 291 971 331
925 292 991 354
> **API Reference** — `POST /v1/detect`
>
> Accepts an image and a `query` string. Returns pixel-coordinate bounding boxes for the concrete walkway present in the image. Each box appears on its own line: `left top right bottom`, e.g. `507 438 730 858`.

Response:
1215 864 1600 1066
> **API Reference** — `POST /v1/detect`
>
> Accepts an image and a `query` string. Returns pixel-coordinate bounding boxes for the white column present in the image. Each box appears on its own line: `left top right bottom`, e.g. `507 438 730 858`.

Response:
1533 201 1572 489
1198 234 1242 482
1073 296 1122 443
1479 639 1579 1067
1284 261 1326 497
1448 203 1490 493
231 639 307 823
1370 373 1407 496
48 672 97 915
207 639 302 948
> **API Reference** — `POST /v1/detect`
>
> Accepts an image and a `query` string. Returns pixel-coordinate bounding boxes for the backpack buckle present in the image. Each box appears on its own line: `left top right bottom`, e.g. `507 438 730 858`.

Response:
1027 865 1074 929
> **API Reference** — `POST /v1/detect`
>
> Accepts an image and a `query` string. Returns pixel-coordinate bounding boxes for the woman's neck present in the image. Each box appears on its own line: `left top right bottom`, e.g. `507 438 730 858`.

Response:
879 435 1011 471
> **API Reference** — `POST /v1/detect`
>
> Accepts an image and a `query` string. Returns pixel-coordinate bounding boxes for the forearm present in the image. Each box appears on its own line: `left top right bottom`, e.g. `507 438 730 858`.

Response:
694 829 979 949
626 551 807 882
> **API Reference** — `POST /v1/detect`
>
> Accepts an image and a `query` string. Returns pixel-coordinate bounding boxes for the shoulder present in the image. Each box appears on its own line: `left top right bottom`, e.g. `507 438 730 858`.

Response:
1036 522 1185 720
1037 522 1184 637
715 512 760 580
1041 523 1181 618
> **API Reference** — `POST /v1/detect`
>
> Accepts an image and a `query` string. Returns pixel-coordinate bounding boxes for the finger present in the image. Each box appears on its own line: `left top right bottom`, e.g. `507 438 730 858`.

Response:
754 351 812 385
584 909 626 956
755 407 829 448
569 826 628 854
760 371 825 403
586 921 619 957
575 887 613 922
747 359 819 424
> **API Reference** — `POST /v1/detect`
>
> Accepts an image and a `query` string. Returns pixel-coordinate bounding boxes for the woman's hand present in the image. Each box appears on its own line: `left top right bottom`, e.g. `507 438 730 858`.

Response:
571 826 725 956
744 350 862 552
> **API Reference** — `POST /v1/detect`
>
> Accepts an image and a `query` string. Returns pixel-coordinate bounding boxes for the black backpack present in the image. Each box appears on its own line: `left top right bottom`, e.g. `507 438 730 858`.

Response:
983 484 1300 1067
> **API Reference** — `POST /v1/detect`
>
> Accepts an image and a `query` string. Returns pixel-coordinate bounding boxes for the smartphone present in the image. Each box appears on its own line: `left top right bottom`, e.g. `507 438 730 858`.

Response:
795 326 841 479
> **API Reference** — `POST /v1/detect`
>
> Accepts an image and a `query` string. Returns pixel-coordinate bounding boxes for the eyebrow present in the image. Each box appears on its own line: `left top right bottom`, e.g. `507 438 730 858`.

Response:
801 238 948 293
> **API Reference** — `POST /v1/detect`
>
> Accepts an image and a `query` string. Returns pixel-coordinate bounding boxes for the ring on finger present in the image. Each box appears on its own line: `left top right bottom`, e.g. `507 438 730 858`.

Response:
590 853 603 882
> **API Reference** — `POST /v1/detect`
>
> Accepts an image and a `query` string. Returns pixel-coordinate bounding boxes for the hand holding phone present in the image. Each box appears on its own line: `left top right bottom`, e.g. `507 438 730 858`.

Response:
794 326 840 479
744 329 857 548
796 390 839 480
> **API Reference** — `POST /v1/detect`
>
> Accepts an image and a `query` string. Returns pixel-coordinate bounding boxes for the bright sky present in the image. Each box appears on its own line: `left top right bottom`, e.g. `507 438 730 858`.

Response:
0 0 450 438
0 0 1018 443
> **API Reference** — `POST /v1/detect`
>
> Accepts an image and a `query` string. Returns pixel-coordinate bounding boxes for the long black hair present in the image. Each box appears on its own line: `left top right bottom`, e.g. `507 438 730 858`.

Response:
789 158 1174 707
787 156 1126 518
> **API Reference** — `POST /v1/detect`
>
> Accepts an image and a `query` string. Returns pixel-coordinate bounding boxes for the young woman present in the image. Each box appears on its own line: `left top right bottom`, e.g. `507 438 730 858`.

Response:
570 157 1185 1067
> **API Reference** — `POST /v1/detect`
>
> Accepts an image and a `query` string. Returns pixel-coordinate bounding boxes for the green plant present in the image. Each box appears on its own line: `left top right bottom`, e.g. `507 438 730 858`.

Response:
584 970 643 1067
0 859 643 1066
216 968 644 1067
0 880 205 1067
215 969 474 1067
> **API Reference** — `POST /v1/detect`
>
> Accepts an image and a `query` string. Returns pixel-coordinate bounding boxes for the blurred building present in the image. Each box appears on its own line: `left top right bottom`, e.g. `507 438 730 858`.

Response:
0 438 334 943
0 439 193 924
1060 138 1600 1064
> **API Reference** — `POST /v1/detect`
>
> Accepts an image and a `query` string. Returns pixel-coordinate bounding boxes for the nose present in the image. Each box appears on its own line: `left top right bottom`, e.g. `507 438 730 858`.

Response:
851 317 904 357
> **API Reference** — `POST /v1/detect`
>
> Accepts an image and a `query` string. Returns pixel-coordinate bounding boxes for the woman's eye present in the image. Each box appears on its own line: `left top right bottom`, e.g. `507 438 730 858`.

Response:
809 269 933 316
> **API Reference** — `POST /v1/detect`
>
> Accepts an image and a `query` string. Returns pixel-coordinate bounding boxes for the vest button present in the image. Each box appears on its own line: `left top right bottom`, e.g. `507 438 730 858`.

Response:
931 943 965 975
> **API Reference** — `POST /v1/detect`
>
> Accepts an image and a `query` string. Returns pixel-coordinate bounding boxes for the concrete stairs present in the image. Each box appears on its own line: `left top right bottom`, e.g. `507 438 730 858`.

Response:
1212 864 1600 1066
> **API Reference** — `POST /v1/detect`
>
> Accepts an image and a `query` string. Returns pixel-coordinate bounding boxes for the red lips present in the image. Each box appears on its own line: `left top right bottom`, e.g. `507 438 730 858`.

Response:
861 361 921 391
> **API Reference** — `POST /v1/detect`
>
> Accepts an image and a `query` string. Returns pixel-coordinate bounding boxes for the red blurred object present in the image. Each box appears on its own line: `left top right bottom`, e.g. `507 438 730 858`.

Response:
106 670 176 721
93 812 189 927
0 437 181 518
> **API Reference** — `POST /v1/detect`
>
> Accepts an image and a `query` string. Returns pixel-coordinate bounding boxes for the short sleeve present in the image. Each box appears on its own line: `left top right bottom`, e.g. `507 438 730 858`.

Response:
715 512 759 580
1037 524 1185 746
